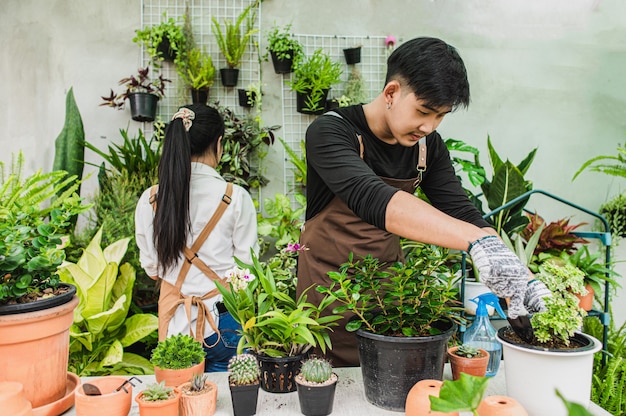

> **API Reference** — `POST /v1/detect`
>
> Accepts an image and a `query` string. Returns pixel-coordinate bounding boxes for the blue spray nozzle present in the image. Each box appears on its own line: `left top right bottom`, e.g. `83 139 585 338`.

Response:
470 292 506 318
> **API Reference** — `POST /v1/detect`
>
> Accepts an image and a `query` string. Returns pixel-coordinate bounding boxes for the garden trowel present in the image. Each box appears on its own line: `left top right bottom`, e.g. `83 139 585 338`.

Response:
507 315 535 343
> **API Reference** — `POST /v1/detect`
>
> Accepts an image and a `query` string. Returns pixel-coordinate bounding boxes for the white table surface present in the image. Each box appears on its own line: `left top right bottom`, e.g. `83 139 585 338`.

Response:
61 364 612 415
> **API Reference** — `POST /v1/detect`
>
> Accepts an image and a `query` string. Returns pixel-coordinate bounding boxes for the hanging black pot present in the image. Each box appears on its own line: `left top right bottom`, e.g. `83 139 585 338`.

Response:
229 383 259 416
220 68 240 87
190 88 210 105
356 318 456 411
156 35 176 62
296 89 330 115
127 92 158 122
343 46 362 65
270 50 295 74
238 89 256 108
296 374 338 416
255 353 306 393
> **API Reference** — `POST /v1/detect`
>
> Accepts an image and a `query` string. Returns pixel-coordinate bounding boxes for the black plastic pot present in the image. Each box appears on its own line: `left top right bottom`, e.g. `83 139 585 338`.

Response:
270 50 294 74
128 92 158 122
256 353 306 393
343 46 362 65
356 318 456 411
190 88 209 105
296 375 337 416
220 68 239 87
229 383 259 416
296 89 330 115
238 89 256 108
0 283 76 315
156 36 176 62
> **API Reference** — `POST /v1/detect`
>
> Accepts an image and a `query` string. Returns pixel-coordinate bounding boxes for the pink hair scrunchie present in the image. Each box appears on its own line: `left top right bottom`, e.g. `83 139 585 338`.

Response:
172 107 195 132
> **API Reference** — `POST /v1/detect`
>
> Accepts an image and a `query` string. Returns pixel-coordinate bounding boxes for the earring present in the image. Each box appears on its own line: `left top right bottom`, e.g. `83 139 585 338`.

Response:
386 103 391 110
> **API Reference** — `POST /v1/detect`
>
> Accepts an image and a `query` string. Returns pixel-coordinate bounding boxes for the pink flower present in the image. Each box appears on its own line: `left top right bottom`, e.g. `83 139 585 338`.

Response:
385 35 396 50
285 243 308 253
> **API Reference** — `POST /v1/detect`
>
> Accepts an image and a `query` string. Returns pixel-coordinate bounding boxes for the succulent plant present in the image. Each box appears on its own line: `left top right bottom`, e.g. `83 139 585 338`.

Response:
227 353 260 385
190 373 209 392
454 344 481 358
300 357 333 383
141 381 174 401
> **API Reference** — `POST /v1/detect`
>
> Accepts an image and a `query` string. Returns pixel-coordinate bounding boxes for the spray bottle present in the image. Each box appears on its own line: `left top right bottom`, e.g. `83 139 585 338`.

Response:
463 292 505 377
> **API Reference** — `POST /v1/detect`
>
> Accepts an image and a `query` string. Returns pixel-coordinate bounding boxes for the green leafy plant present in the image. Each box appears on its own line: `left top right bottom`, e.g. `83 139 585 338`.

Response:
454 344 481 358
288 49 342 112
300 357 333 383
216 250 342 358
600 193 626 238
429 373 489 416
176 46 216 91
227 353 260 385
0 152 91 304
318 241 461 337
257 192 306 253
343 66 367 105
556 390 596 416
100 67 170 109
53 87 85 195
265 23 303 63
573 141 626 181
444 138 486 207
141 381 174 401
278 138 307 191
150 334 205 370
133 13 187 65
211 4 258 69
58 227 157 376
213 103 279 190
532 262 587 346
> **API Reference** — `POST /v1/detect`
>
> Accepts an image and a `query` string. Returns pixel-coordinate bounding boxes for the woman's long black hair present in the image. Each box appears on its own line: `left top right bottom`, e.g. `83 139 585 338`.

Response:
153 104 225 274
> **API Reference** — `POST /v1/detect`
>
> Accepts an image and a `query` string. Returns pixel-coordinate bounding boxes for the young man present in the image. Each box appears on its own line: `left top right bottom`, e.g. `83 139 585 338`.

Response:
297 37 549 367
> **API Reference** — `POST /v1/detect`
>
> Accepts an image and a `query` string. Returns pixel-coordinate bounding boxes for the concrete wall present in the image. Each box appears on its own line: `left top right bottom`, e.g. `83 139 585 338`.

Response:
2 0 625 324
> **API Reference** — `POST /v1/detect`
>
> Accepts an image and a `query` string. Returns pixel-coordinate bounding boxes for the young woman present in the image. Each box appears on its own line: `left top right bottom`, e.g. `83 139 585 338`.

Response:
135 104 258 372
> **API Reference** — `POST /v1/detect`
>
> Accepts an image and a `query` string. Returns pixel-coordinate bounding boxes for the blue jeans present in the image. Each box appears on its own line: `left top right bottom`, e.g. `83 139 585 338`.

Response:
202 311 241 372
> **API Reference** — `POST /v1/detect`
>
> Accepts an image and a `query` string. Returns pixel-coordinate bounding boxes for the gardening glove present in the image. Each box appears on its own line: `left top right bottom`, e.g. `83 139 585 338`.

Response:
468 235 549 319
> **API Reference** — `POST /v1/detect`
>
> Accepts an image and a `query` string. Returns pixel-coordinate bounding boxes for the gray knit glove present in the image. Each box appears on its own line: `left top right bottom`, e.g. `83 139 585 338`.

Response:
524 279 551 314
468 235 532 319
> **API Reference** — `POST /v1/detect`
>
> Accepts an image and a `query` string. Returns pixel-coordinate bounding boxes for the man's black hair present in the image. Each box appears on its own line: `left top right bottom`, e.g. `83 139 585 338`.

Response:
385 37 470 110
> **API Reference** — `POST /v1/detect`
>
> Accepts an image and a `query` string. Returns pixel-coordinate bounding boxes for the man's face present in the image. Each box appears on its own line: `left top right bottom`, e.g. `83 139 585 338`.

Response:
386 88 452 147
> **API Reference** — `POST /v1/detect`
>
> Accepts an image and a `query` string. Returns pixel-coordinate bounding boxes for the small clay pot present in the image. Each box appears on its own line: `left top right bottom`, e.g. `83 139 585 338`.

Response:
447 346 490 380
0 381 32 416
477 395 529 415
405 379 459 416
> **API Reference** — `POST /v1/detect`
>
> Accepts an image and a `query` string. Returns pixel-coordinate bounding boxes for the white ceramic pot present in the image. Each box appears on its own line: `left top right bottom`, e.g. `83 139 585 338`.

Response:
496 329 601 416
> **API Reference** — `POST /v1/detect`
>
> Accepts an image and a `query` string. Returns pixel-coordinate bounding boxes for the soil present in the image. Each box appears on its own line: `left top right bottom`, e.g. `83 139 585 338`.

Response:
295 372 338 387
500 327 586 350
1 285 72 305
181 383 214 396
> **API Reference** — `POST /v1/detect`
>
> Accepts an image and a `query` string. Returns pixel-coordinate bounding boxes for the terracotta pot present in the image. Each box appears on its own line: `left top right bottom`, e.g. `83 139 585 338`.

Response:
405 379 458 416
75 376 133 416
575 283 594 311
0 381 33 416
477 395 528 415
0 294 78 408
447 346 490 380
154 359 205 387
135 387 181 416
179 380 218 416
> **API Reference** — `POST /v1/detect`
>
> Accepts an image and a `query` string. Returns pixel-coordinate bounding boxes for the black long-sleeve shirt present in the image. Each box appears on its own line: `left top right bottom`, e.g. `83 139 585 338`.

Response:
305 105 491 230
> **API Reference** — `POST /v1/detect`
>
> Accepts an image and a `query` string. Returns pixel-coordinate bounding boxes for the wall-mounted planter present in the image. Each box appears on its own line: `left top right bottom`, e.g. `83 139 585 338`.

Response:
343 46 362 65
220 68 239 87
270 50 295 74
238 89 256 108
128 92 158 122
190 88 210 105
296 89 330 116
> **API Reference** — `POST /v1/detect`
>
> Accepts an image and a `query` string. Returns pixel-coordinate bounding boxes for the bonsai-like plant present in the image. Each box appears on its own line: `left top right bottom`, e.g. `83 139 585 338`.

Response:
288 49 342 113
216 250 342 358
177 46 216 92
211 4 258 69
100 66 170 110
227 353 260 385
150 334 205 370
0 152 91 305
318 242 461 337
265 23 303 67
297 357 334 384
133 13 187 65
140 381 175 401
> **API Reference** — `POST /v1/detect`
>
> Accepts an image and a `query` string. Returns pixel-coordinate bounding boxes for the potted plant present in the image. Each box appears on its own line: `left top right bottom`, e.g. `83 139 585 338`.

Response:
133 13 187 64
227 353 260 416
343 45 362 65
100 66 170 122
135 381 181 416
150 334 206 387
75 376 139 416
496 261 603 416
288 48 342 115
211 4 258 87
447 344 489 381
265 23 303 74
238 84 259 108
179 374 218 416
295 357 338 416
0 153 90 409
318 241 461 411
216 250 342 393
176 46 216 104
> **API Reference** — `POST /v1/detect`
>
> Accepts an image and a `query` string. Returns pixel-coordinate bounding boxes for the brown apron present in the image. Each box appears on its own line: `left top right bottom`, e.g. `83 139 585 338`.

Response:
150 183 233 346
297 127 426 367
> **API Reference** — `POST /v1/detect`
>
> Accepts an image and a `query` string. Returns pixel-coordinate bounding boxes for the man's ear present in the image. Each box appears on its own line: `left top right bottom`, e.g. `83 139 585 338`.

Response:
384 80 401 100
